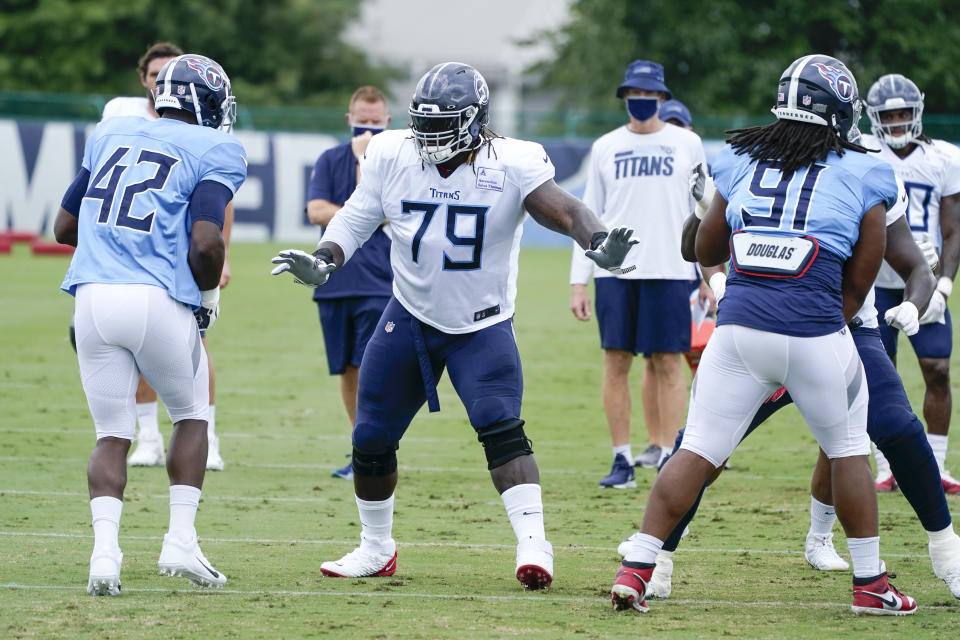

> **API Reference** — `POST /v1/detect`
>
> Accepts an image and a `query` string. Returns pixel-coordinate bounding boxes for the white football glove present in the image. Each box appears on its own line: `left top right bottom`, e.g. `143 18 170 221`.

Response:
916 238 939 271
920 292 948 325
270 249 336 286
689 162 716 220
708 271 727 302
194 287 220 331
884 300 920 336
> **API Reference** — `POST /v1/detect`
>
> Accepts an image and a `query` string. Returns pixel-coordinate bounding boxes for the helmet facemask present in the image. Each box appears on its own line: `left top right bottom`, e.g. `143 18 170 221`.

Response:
408 103 482 164
867 101 923 149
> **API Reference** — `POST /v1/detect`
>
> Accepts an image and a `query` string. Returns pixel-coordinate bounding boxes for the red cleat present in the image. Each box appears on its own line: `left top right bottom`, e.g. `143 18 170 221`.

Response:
875 472 898 493
942 470 960 495
320 547 397 577
851 572 917 616
611 562 653 613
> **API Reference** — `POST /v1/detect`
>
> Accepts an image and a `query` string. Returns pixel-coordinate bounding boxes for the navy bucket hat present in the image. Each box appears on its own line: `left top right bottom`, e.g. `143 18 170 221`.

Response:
616 60 672 99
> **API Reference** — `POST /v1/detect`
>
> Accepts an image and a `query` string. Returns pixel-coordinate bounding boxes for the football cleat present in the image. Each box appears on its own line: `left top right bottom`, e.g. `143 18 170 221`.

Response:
321 543 397 578
611 562 653 613
331 456 353 480
128 434 165 467
941 469 960 495
206 434 225 471
599 454 636 489
805 533 850 571
634 445 663 469
87 548 122 596
929 530 960 599
874 470 898 493
646 551 673 599
851 572 917 615
515 537 553 590
158 532 226 588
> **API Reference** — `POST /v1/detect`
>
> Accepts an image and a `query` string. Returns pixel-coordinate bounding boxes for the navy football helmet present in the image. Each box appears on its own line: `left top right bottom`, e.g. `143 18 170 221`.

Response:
154 54 236 132
772 54 861 141
408 62 489 164
866 74 924 149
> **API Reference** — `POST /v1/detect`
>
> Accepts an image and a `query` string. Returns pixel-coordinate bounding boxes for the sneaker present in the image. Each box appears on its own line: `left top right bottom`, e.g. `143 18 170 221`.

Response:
515 537 553 590
929 530 960 599
320 542 397 578
206 434 224 471
851 571 917 615
875 470 897 492
611 562 653 613
599 454 636 489
941 470 960 495
87 548 122 596
634 445 662 469
647 551 673 598
128 435 165 467
158 532 226 588
331 456 353 480
805 533 849 571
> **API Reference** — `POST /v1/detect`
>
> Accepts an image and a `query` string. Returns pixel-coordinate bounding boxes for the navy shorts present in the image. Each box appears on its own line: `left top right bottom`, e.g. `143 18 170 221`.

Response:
595 278 696 356
316 296 390 375
352 297 523 451
874 287 953 359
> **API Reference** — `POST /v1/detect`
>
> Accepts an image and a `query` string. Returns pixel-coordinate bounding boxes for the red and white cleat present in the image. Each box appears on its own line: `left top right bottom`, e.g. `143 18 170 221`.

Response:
851 572 917 616
611 562 653 613
320 544 397 578
875 471 898 493
941 470 960 495
515 537 553 590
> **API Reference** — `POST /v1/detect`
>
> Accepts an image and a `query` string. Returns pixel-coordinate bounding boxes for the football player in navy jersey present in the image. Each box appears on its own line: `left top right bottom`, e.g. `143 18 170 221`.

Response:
55 54 245 595
272 62 637 590
305 86 394 481
610 54 917 616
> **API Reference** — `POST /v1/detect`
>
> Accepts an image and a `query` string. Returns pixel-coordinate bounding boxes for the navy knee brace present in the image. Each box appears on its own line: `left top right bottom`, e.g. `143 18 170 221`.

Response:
476 419 533 470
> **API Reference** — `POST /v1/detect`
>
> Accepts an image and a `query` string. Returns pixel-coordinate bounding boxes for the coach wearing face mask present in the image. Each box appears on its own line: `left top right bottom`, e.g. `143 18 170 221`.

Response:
306 85 394 481
570 60 714 491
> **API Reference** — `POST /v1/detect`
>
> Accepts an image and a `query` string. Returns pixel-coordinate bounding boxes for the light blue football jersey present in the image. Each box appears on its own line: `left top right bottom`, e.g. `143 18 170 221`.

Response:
61 116 246 307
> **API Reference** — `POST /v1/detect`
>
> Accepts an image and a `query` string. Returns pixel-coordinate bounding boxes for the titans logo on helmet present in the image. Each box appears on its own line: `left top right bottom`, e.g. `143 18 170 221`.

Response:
185 57 225 91
813 63 854 103
474 72 489 105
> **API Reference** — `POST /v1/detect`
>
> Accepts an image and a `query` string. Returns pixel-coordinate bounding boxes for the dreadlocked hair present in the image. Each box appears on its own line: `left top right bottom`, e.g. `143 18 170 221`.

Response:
468 125 504 171
726 120 870 176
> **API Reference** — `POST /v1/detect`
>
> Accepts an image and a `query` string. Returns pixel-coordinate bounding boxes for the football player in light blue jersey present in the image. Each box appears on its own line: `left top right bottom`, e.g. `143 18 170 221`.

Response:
54 54 245 596
611 54 917 616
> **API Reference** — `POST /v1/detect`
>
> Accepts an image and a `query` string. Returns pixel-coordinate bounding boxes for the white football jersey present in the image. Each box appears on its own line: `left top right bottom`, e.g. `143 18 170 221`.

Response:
864 134 960 289
570 123 705 284
101 96 156 121
855 175 908 329
322 130 554 333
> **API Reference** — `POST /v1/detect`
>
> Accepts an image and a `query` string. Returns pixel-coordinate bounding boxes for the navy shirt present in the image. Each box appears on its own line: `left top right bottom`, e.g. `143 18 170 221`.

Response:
307 141 392 300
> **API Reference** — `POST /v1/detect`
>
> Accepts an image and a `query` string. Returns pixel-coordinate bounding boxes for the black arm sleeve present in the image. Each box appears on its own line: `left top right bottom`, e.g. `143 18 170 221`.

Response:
189 180 232 229
60 168 91 216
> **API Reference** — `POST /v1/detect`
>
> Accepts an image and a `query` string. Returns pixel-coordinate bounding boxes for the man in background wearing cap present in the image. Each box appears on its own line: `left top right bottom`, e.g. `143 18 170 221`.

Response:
570 60 714 488
659 100 694 131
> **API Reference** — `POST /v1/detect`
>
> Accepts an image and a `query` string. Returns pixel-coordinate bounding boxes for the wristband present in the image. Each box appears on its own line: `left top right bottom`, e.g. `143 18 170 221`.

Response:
937 277 953 298
694 197 709 220
708 271 726 299
200 287 220 306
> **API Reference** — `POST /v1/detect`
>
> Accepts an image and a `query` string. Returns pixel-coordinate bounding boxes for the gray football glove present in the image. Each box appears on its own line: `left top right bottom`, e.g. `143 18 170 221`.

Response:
194 288 220 331
585 226 638 275
270 249 336 286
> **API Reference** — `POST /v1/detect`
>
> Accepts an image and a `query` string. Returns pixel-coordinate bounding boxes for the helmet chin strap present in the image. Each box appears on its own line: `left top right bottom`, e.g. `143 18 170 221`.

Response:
189 83 203 127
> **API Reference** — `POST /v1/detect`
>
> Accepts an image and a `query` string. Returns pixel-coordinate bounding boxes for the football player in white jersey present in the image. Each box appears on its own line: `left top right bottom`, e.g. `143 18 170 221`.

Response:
97 41 233 471
862 74 960 494
569 60 714 488
272 62 637 590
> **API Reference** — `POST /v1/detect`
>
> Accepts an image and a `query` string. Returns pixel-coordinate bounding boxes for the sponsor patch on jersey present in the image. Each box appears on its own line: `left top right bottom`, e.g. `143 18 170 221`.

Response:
476 167 505 192
730 231 819 278
473 305 500 322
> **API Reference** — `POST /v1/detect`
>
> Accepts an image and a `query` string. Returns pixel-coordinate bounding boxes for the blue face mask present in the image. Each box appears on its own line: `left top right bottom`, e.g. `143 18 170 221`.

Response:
625 97 659 122
352 125 384 137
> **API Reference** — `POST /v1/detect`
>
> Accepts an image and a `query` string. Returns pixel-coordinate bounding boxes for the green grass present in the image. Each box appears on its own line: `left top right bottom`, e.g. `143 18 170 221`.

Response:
1 242 958 639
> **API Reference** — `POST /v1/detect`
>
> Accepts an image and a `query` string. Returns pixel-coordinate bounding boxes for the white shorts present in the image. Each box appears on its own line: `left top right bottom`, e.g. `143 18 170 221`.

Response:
680 324 869 466
74 283 208 440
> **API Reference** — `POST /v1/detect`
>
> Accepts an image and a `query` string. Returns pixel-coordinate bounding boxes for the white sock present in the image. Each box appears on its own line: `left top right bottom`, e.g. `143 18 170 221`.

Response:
624 532 663 565
928 433 948 473
808 496 837 536
207 404 217 439
928 523 958 545
872 442 891 477
136 402 161 440
846 536 881 578
357 494 395 550
657 447 672 466
501 483 546 542
656 549 674 563
91 496 122 552
168 485 201 538
613 444 633 463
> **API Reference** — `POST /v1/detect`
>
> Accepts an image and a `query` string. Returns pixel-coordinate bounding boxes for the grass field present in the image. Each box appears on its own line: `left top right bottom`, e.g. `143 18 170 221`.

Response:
1 241 959 639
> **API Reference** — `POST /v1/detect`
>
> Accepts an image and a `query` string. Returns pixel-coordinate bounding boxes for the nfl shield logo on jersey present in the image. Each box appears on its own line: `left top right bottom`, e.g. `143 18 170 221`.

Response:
385 321 395 333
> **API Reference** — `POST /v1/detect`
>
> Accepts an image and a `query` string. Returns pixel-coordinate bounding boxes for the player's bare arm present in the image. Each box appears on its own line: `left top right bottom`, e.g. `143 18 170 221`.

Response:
523 179 607 249
189 221 225 291
885 216 936 313
841 204 887 321
938 192 960 283
54 207 79 247
306 198 342 227
693 193 732 266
